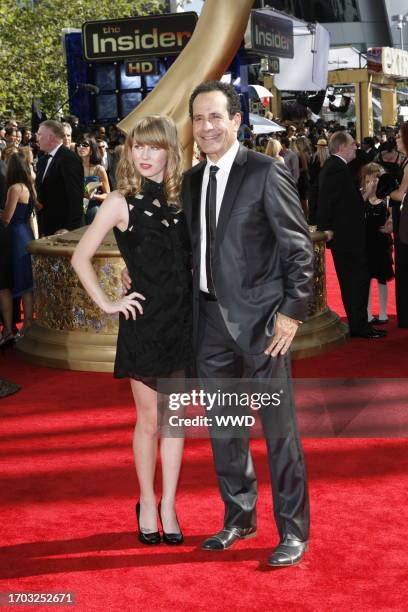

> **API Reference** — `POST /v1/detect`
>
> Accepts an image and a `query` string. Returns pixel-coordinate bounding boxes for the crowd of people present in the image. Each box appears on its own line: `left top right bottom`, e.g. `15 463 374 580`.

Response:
0 117 124 347
245 120 408 334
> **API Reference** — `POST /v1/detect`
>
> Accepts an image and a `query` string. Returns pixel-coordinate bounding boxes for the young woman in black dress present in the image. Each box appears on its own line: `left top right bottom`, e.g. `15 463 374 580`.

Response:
360 163 394 324
72 116 192 546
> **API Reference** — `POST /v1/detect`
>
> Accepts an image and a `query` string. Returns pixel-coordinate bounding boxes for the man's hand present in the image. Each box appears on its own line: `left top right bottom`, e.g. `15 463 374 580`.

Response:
325 230 334 241
264 312 301 358
121 267 132 294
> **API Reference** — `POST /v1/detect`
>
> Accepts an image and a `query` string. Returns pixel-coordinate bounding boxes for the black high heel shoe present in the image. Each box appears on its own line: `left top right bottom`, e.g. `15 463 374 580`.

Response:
135 502 161 545
0 332 15 351
158 499 184 545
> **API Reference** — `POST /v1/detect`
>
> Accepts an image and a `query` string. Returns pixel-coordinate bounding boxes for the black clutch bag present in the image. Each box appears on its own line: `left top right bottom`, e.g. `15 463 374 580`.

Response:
376 173 398 199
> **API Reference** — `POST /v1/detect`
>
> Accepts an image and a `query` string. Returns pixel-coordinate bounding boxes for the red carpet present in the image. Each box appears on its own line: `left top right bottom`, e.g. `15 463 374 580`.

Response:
0 252 407 611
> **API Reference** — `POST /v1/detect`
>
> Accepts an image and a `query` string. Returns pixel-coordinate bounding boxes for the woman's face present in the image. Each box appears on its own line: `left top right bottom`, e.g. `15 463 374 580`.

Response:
396 132 406 155
76 141 90 159
131 141 168 183
365 174 379 194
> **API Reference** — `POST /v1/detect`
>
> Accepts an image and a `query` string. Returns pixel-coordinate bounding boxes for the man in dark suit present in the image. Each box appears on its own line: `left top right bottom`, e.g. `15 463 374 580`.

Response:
361 137 377 162
183 81 313 567
96 138 117 190
317 131 386 339
35 120 84 236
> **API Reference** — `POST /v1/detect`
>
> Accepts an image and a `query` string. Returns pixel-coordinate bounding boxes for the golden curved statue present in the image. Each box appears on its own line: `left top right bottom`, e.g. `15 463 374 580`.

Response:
118 0 255 158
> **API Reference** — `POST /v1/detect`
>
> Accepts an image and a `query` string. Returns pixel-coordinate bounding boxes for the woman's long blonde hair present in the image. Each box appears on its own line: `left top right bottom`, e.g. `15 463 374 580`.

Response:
360 162 384 187
116 115 183 206
314 143 329 168
265 138 282 158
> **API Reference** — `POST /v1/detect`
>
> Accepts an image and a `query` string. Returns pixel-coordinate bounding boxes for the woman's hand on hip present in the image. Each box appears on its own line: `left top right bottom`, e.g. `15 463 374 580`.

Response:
103 291 145 320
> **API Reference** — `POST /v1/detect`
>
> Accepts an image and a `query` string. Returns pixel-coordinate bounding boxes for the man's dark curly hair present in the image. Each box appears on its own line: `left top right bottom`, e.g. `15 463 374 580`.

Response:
189 81 241 119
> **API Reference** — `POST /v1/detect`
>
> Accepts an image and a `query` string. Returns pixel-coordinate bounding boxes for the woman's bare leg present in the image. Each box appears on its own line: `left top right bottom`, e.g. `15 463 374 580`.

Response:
159 434 184 533
21 291 33 330
130 379 159 532
0 289 13 336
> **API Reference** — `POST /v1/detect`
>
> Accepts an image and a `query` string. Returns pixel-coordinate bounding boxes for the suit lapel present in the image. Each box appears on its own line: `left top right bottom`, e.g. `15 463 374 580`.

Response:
215 144 248 249
45 146 61 177
36 154 48 184
186 162 205 264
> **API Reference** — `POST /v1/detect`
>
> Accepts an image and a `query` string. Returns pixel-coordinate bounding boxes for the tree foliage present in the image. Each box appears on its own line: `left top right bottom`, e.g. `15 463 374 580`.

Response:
0 0 164 123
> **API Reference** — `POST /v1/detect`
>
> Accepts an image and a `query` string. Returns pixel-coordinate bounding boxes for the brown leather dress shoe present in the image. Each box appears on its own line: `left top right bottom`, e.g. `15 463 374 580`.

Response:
201 527 257 551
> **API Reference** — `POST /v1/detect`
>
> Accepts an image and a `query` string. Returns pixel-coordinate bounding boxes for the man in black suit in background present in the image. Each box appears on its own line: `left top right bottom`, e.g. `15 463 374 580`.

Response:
317 131 385 339
35 120 83 236
182 81 313 567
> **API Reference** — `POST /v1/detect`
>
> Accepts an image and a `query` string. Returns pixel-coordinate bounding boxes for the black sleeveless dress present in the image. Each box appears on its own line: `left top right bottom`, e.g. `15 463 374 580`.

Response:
113 179 192 386
364 200 394 283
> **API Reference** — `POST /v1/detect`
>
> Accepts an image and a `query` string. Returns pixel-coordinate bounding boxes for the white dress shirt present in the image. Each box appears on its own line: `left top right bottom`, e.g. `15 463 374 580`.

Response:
199 139 240 293
332 153 347 164
42 143 62 181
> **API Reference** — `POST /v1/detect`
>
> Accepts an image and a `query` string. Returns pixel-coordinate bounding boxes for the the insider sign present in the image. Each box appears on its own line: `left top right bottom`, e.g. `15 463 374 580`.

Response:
246 10 294 59
82 13 198 62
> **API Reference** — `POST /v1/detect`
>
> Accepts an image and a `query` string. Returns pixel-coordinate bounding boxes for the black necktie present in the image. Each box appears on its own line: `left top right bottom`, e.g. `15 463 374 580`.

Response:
41 153 53 181
205 165 219 296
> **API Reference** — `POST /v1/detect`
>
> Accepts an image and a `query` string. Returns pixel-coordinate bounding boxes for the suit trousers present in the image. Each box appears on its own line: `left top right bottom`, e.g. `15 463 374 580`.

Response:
197 295 310 542
331 249 370 334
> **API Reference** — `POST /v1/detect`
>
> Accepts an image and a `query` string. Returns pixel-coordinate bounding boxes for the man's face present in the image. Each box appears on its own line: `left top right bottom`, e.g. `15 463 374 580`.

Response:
37 126 55 153
192 91 241 162
97 127 106 139
338 135 357 162
5 130 16 144
62 128 72 148
97 140 107 157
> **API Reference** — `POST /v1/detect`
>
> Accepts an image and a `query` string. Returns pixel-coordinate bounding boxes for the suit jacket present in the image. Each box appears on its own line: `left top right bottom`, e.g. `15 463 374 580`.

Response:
105 150 119 190
317 155 366 254
35 145 84 235
182 144 314 355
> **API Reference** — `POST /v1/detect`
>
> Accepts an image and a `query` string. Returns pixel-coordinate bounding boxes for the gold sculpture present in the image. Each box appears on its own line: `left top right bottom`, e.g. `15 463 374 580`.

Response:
118 0 255 160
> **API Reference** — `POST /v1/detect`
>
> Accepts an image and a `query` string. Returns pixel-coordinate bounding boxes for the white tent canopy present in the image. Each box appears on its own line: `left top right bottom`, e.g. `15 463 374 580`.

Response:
249 84 274 99
249 113 285 134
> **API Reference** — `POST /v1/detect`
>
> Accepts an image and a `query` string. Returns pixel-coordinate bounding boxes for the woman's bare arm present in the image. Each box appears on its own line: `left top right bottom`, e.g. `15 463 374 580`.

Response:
71 191 144 319
93 165 111 202
2 184 24 225
390 165 408 202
